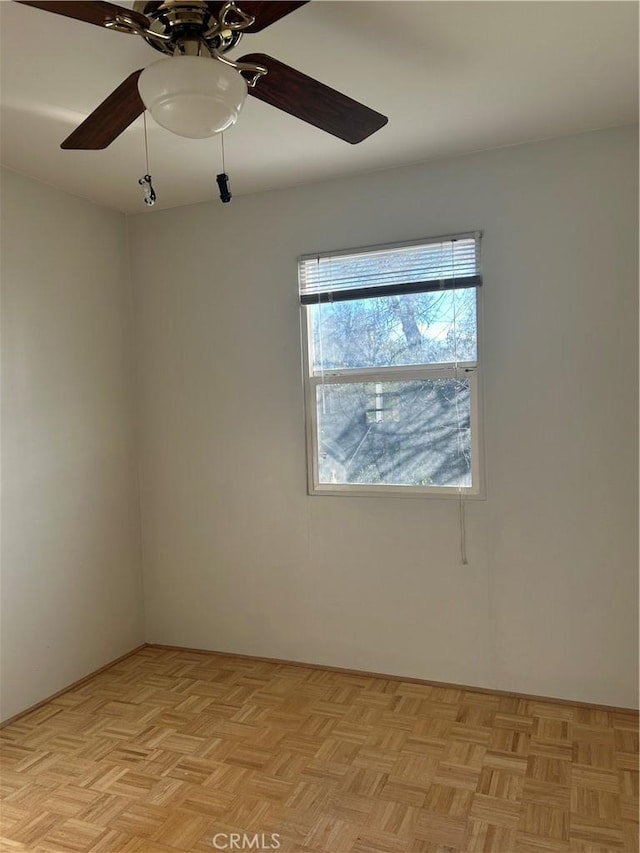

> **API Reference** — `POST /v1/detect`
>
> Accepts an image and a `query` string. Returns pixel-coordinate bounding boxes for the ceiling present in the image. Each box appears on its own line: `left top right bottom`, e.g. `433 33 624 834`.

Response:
1 1 637 214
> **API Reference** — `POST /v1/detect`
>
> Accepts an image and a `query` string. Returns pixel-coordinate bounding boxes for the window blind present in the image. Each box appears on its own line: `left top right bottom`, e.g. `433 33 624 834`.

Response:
299 233 481 305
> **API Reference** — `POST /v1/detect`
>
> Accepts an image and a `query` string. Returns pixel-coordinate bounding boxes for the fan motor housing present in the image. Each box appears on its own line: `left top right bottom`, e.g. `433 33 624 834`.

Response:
132 1 243 55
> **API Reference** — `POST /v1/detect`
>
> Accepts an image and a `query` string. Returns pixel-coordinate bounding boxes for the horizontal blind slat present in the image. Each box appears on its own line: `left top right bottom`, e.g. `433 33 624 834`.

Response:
299 235 481 301
300 275 481 304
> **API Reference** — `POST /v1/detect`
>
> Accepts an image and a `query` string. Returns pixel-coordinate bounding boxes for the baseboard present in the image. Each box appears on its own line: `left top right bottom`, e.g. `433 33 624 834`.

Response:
147 643 639 716
3 641 636 726
0 644 147 728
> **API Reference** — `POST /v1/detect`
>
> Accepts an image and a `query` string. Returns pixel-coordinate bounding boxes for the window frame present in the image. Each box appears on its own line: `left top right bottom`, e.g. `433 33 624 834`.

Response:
299 235 485 499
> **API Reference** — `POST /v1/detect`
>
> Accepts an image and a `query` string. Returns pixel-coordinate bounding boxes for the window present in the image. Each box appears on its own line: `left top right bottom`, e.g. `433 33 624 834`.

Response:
298 233 483 497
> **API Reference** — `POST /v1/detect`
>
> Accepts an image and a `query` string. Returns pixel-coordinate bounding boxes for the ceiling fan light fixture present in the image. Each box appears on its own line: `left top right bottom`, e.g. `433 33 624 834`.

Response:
138 56 248 138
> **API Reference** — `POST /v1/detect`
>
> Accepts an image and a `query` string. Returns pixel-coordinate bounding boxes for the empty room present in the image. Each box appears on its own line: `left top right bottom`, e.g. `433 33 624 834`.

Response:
1 1 638 851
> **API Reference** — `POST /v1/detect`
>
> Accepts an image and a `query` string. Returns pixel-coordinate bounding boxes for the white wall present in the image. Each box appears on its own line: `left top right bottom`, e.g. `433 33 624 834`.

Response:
129 125 636 710
1 168 144 722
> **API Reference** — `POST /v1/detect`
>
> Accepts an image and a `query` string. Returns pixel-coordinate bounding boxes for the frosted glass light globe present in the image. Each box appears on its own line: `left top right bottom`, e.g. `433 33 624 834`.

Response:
138 56 248 138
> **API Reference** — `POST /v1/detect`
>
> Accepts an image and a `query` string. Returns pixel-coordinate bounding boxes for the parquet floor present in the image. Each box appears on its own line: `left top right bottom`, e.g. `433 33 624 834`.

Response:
0 647 637 853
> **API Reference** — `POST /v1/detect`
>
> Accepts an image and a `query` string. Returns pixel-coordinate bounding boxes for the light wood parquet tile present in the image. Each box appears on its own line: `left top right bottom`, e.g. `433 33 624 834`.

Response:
0 647 637 852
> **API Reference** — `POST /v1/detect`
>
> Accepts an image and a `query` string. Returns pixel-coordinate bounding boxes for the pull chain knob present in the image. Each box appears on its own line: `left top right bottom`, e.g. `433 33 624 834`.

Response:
138 174 157 206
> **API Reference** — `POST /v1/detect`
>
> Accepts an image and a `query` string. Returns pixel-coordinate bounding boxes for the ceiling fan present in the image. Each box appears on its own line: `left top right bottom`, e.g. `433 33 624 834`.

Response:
18 1 389 148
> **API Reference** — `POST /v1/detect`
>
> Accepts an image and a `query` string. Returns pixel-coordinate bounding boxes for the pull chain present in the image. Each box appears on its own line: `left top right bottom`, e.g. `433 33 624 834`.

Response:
216 132 232 203
138 112 156 206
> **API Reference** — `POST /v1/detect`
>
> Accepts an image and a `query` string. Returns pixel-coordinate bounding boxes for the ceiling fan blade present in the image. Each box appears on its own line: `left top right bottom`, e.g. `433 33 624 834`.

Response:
17 1 150 30
238 54 388 144
61 70 145 150
205 2 308 32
